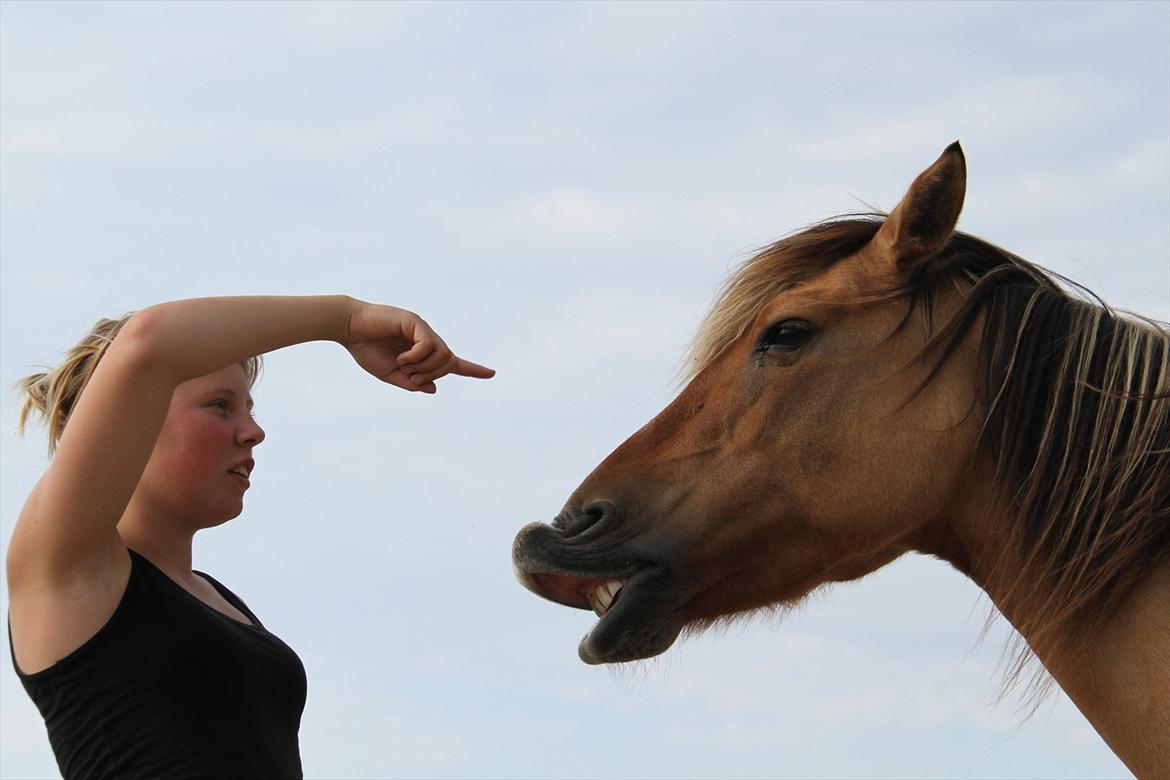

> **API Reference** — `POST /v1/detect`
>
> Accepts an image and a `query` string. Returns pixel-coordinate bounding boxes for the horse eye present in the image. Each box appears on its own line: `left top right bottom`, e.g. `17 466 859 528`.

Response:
759 321 813 353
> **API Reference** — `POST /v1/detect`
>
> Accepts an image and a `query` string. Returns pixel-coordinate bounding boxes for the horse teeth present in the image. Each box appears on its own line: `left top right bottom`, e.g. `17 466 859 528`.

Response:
590 580 624 617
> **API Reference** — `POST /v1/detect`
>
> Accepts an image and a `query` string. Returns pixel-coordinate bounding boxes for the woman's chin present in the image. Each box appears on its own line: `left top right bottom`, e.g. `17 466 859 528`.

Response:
201 502 244 528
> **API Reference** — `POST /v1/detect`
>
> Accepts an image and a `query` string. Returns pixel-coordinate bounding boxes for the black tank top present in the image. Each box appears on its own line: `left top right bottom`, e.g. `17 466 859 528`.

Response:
9 549 307 780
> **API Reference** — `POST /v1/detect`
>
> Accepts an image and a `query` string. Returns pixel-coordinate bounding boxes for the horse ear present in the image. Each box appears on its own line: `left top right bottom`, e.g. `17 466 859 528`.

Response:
870 141 966 272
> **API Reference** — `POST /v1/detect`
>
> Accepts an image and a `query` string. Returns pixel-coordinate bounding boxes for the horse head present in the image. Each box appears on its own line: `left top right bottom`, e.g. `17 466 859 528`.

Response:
514 143 991 664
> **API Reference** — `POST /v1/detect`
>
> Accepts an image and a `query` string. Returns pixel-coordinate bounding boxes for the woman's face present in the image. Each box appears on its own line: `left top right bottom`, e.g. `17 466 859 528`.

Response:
136 363 265 530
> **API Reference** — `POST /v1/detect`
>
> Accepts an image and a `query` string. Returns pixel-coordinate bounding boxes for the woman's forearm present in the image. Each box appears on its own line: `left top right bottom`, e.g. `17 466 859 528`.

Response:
120 295 357 383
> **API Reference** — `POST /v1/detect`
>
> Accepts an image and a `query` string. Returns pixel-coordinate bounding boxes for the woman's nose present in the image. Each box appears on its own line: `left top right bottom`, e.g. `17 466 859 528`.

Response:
239 418 266 447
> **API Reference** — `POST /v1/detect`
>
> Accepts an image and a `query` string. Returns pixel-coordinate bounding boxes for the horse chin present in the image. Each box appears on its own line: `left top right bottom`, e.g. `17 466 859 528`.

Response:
577 566 687 665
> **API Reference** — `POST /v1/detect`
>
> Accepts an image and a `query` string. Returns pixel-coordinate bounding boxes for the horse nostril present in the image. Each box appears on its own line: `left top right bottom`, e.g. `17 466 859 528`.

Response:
584 500 616 523
562 500 617 538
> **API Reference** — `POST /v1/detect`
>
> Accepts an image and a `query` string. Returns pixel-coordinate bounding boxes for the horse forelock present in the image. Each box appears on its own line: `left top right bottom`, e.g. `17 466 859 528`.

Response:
683 215 1170 700
682 215 886 384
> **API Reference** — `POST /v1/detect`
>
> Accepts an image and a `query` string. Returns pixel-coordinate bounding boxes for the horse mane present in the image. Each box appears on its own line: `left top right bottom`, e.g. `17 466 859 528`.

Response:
687 216 1170 697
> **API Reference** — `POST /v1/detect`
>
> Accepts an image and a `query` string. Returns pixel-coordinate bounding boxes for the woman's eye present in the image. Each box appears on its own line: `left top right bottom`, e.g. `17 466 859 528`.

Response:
759 321 814 352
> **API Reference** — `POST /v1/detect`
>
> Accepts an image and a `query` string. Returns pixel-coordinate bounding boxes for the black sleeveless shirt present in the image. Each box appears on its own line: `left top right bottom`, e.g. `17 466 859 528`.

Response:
10 549 307 780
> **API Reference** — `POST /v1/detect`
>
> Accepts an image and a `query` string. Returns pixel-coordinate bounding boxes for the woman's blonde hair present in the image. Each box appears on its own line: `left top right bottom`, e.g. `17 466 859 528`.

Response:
15 313 263 457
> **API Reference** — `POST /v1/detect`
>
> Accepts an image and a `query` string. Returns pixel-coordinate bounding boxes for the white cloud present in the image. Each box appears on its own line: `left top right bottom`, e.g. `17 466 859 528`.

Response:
509 189 628 235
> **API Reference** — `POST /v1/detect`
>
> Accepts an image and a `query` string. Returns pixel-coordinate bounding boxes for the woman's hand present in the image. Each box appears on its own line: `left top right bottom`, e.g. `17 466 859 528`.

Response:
342 301 495 393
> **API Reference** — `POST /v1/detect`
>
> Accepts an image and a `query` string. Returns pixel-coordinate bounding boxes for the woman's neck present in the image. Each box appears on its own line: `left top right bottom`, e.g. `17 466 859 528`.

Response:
116 510 196 583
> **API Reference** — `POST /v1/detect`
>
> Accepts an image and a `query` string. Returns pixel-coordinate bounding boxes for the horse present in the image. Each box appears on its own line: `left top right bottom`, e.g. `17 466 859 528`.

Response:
511 143 1169 777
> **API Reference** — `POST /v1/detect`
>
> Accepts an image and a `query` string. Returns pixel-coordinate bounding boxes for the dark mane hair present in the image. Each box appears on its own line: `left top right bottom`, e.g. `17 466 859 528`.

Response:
688 216 1170 694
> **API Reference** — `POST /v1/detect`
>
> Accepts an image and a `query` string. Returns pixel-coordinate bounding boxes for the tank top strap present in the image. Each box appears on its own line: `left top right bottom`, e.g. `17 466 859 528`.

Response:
194 569 264 628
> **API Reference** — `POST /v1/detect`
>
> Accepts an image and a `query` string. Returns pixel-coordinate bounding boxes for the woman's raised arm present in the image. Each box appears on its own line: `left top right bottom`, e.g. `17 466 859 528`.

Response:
6 295 492 586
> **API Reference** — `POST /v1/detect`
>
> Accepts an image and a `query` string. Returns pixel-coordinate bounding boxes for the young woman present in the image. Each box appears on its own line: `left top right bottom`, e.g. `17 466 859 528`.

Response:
6 295 494 779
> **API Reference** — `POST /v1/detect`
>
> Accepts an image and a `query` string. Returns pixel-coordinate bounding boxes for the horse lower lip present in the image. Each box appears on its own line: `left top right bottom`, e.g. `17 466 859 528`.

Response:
575 565 688 664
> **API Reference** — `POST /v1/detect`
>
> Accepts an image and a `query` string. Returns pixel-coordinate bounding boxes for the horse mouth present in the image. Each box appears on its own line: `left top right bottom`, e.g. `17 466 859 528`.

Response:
522 571 629 616
512 521 687 664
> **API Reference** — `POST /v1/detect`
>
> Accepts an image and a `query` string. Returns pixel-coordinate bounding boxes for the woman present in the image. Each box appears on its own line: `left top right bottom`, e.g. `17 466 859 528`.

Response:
6 295 495 779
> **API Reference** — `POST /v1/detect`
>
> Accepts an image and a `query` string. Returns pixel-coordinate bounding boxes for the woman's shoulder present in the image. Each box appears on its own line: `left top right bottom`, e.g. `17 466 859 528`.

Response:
9 542 133 679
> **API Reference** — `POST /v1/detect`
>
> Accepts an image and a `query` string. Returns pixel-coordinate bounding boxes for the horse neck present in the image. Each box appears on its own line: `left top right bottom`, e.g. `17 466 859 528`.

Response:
923 485 1170 778
1048 558 1170 779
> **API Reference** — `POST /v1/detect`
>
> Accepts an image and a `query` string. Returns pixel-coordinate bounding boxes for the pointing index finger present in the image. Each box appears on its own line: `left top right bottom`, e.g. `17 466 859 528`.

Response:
453 358 495 379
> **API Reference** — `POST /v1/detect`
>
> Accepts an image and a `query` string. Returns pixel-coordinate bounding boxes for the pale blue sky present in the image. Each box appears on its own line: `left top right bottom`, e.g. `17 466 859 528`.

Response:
2 2 1167 778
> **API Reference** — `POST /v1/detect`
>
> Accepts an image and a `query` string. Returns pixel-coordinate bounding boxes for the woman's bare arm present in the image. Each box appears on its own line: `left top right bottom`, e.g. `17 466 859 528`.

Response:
6 294 492 585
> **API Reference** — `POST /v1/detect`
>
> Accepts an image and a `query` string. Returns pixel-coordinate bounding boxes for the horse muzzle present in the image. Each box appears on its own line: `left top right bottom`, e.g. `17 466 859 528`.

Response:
512 513 688 664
